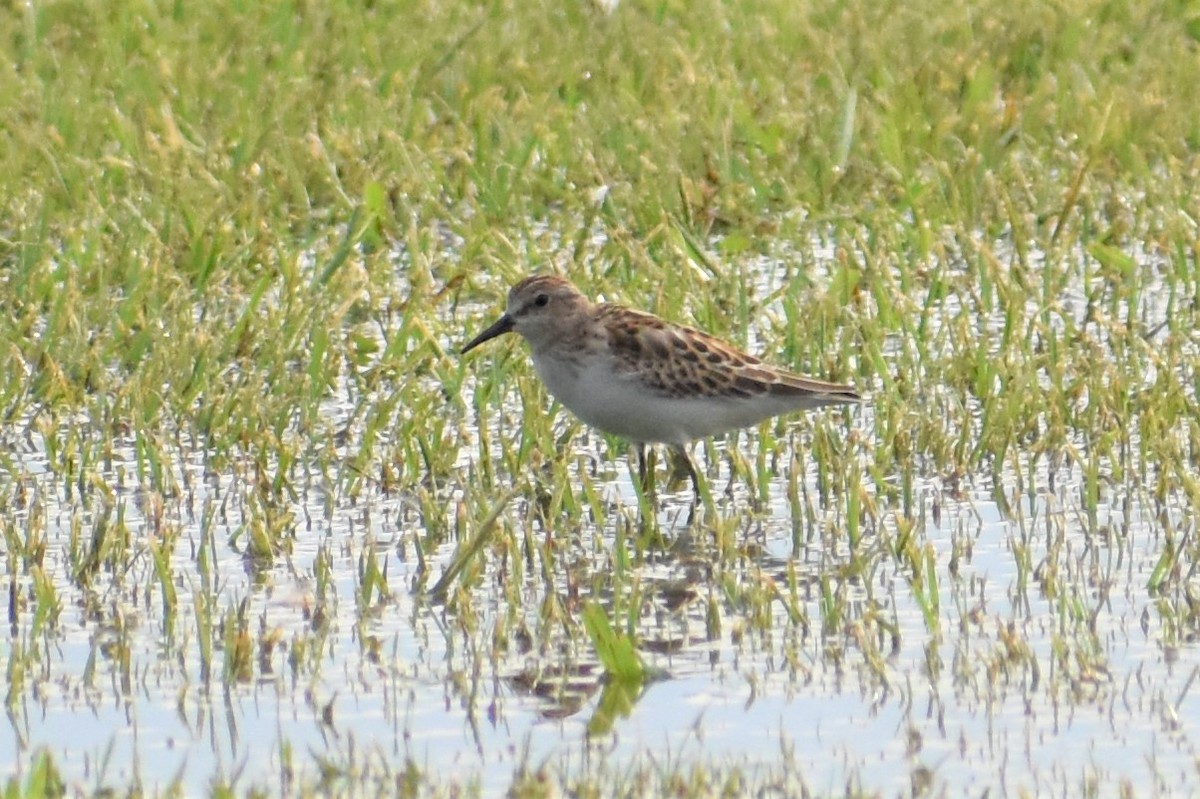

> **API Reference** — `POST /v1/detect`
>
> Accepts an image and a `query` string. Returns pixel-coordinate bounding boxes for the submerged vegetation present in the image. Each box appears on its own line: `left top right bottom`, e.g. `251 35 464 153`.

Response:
1 0 1200 795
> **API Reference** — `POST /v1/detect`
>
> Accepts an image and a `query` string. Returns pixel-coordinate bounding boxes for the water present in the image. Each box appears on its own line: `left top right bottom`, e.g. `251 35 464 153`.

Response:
2 234 1198 796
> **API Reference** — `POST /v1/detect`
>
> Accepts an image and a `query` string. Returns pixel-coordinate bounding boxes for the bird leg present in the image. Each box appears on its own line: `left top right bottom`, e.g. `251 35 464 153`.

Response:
669 443 702 503
636 443 651 497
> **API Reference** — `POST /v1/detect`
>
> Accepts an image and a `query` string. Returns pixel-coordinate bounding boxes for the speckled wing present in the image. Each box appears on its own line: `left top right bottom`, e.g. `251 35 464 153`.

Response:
595 305 860 406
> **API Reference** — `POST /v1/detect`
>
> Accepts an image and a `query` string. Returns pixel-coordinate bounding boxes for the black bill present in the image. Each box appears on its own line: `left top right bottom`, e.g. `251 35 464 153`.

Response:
461 314 515 354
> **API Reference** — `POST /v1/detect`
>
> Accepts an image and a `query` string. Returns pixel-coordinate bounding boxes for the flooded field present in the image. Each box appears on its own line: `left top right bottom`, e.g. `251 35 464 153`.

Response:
3 1 1200 795
3 229 1199 797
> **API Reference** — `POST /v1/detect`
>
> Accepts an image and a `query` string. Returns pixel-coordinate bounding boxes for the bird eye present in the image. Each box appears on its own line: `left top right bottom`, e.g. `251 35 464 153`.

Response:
534 294 550 307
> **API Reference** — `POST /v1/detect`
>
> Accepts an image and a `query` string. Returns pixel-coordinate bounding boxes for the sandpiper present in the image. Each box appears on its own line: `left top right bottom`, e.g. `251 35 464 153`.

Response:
462 274 861 497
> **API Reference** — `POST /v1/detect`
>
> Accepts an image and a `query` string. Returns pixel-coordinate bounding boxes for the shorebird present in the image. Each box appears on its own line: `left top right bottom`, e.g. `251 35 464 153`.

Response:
462 275 861 497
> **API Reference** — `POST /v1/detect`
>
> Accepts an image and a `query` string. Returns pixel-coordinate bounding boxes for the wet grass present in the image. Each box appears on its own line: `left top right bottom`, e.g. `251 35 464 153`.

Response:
2 0 1200 795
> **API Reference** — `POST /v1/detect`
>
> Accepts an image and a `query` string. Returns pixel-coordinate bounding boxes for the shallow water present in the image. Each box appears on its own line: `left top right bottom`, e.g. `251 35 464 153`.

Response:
5 418 1196 795
3 235 1199 796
